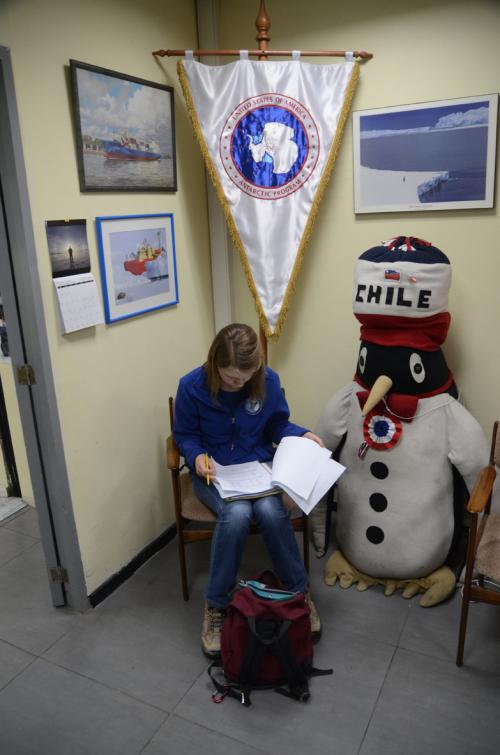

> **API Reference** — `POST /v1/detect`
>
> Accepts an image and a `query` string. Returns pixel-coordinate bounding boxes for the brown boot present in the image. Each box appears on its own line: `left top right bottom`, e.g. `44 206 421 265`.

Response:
201 602 225 658
305 593 322 642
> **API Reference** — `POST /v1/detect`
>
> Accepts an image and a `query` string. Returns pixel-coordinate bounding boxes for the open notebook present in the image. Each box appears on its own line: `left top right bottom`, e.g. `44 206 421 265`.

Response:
212 436 345 514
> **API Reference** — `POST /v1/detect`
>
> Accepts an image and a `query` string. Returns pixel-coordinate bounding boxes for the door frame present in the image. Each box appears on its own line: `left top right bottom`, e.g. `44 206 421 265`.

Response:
0 45 88 611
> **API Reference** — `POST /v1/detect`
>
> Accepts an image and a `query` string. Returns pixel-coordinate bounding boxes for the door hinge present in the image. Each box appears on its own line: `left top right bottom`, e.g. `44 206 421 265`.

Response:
50 566 69 584
17 364 36 386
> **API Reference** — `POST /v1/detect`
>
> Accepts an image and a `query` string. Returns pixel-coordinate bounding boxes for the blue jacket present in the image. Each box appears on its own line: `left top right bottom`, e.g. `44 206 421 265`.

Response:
173 365 308 470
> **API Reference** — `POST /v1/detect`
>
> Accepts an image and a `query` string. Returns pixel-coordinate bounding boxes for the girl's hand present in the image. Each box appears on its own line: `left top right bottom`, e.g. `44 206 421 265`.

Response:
195 453 216 480
302 431 325 448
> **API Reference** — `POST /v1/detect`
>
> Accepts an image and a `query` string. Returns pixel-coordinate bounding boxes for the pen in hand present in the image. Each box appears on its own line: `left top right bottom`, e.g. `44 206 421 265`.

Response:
205 453 210 485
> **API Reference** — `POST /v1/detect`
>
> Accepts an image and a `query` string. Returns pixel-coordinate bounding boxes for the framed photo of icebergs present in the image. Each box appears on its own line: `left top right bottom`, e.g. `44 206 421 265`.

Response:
353 94 498 213
96 214 178 323
70 60 177 192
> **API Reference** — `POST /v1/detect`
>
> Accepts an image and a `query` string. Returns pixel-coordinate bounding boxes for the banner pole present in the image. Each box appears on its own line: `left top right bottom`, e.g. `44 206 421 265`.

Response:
256 0 270 364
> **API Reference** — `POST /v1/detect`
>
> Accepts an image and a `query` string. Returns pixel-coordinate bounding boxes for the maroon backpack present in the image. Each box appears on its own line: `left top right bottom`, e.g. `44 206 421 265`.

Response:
208 571 332 707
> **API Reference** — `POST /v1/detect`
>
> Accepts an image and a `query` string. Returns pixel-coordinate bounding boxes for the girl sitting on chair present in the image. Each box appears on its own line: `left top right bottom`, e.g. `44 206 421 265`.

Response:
173 323 324 657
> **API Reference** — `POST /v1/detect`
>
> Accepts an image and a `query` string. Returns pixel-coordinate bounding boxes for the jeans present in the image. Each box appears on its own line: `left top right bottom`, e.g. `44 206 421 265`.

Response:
191 474 309 609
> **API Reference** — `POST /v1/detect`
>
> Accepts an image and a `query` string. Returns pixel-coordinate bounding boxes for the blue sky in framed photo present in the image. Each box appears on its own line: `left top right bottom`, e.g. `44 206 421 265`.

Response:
109 227 170 305
359 100 489 134
76 68 172 152
357 98 493 207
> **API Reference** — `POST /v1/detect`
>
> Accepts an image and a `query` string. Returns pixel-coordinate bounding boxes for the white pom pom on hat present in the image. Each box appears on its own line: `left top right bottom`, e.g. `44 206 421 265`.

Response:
353 236 451 351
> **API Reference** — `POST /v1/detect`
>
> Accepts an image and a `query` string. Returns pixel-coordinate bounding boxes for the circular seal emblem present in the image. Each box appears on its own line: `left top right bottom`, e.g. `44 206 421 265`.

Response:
244 398 263 415
363 411 402 452
220 93 320 200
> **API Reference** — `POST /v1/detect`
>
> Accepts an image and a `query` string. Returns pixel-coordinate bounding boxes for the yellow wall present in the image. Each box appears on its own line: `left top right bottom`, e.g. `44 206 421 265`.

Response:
0 361 34 502
1 0 499 594
221 0 500 437
0 0 214 592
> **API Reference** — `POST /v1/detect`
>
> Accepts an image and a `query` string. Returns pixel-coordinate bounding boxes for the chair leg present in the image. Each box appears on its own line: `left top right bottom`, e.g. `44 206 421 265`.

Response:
456 516 477 666
456 585 470 667
324 502 334 555
176 527 190 601
302 515 310 573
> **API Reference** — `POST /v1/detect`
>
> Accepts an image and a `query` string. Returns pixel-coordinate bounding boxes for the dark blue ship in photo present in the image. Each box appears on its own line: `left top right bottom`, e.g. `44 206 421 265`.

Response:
101 134 161 161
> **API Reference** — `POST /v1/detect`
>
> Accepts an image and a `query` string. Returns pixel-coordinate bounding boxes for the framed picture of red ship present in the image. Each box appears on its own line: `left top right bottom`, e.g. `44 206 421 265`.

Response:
70 60 177 192
96 213 178 323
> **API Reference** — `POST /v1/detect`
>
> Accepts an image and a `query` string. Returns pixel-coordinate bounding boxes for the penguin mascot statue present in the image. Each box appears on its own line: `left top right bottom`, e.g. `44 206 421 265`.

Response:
313 236 489 606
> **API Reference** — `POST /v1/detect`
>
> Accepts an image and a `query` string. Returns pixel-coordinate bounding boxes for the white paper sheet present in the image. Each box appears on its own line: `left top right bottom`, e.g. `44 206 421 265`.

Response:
212 460 275 499
210 437 346 513
271 436 346 514
271 436 333 498
53 273 104 334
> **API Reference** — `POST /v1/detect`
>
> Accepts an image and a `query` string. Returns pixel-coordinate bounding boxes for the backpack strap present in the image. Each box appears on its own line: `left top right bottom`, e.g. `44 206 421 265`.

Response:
208 661 252 706
248 616 329 701
236 627 267 704
272 630 311 702
307 665 334 678
231 616 293 705
247 616 291 644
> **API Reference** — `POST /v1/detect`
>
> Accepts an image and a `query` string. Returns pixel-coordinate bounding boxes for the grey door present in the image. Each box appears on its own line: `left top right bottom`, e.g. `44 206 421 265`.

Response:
0 45 87 610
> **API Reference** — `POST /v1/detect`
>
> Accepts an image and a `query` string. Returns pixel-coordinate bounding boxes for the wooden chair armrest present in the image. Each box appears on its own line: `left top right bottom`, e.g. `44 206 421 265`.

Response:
166 433 180 470
467 465 497 513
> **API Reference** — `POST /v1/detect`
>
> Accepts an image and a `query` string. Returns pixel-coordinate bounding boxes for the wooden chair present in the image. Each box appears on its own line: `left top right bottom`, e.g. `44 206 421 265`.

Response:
166 396 310 600
456 420 500 666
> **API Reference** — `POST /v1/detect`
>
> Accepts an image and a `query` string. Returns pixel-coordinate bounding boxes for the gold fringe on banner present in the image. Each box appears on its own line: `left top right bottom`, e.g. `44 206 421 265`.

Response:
177 59 360 339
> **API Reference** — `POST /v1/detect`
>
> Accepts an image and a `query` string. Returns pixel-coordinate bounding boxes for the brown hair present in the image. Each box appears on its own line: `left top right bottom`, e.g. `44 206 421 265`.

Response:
205 323 264 400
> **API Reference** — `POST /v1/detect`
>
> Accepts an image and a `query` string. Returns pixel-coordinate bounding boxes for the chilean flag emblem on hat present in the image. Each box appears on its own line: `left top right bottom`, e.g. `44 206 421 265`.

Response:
384 269 400 281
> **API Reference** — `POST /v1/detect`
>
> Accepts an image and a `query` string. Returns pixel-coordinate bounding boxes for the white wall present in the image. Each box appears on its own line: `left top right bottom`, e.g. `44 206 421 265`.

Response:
220 0 500 439
0 0 215 592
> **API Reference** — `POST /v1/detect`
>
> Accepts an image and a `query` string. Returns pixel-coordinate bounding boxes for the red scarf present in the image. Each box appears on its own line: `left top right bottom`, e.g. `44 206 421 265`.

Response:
357 391 418 422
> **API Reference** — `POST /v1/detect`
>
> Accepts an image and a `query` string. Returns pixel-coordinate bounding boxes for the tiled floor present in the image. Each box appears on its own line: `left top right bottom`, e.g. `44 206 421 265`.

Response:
0 506 499 754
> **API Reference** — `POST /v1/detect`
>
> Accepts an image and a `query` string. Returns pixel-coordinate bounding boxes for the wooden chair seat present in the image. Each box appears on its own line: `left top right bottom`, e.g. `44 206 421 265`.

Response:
178 474 216 522
475 512 500 583
178 472 305 522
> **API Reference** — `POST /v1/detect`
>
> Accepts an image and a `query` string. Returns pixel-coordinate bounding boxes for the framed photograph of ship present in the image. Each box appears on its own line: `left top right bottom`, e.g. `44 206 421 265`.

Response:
96 213 178 323
353 94 498 213
70 60 177 192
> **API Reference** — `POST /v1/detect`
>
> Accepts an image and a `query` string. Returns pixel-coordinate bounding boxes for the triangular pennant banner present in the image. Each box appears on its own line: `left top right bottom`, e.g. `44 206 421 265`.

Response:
178 58 359 337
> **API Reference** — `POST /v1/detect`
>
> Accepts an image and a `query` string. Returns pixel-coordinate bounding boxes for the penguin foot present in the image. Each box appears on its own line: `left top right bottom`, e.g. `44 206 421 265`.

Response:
418 566 456 607
385 567 456 606
380 566 456 606
324 550 377 591
324 553 456 607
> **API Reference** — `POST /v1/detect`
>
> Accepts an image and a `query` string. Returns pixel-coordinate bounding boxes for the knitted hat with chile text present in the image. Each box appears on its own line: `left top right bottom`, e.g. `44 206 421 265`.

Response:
353 236 451 351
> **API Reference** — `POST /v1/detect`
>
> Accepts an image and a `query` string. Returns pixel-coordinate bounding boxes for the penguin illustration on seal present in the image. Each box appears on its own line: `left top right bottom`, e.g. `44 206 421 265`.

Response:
313 236 489 606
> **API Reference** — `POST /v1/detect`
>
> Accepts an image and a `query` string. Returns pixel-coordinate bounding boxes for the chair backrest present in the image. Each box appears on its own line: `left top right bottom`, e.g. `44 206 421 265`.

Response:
166 396 181 472
491 421 500 468
169 396 175 431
